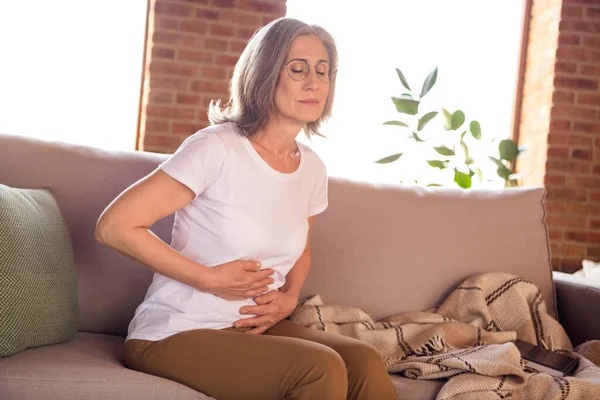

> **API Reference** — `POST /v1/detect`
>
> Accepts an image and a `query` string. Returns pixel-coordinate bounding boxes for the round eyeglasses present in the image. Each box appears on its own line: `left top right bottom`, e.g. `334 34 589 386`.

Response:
283 59 337 83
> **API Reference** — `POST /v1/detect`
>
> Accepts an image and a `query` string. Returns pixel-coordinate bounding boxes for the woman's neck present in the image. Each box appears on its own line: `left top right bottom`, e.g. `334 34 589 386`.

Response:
252 119 302 157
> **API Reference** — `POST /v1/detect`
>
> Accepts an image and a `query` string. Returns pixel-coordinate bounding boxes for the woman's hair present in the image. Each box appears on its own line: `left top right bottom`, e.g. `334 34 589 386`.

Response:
208 17 338 138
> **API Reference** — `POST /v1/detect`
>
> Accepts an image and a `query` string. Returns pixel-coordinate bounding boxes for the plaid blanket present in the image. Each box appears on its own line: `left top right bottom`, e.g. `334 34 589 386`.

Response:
289 272 600 399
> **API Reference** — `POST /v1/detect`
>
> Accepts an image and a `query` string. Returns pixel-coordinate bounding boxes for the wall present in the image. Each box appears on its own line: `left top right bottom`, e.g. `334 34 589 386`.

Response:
518 0 600 271
137 0 287 153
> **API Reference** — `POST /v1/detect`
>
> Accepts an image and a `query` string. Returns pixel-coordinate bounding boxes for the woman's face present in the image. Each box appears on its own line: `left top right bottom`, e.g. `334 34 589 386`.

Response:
272 35 331 126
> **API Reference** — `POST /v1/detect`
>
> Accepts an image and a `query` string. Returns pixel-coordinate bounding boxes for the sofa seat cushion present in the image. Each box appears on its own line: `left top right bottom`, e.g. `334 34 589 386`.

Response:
390 374 445 400
0 332 449 400
0 332 211 400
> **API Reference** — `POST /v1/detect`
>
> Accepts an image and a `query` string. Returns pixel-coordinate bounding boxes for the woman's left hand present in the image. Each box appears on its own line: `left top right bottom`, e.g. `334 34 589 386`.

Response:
235 290 298 334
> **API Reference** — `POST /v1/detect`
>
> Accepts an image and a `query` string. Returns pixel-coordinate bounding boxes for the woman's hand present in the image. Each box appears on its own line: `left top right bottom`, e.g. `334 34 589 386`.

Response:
207 260 275 301
234 290 299 334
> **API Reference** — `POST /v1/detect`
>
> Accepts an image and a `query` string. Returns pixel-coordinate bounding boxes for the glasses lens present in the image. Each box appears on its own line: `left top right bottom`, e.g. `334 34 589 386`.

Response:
287 60 309 81
315 62 330 83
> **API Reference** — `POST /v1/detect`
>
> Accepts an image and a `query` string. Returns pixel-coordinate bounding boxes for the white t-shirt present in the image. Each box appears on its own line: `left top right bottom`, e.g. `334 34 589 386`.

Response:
126 123 328 341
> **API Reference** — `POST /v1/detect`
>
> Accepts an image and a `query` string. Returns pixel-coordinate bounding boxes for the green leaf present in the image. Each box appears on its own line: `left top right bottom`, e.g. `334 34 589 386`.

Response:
489 156 505 169
383 120 409 127
474 168 483 183
451 110 465 130
392 96 419 115
470 120 482 140
442 109 453 130
434 146 455 156
412 131 425 142
417 111 438 131
465 156 474 165
396 68 411 91
496 165 511 180
375 153 403 164
499 139 520 161
420 67 438 98
460 140 469 158
427 160 448 169
427 183 443 187
454 169 472 189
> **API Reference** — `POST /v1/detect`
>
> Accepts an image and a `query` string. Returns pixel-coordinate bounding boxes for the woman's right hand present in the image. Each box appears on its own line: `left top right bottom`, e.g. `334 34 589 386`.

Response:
207 260 275 301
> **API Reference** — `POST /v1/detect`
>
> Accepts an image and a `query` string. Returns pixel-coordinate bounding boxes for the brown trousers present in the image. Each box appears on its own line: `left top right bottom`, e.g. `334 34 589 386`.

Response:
124 319 397 400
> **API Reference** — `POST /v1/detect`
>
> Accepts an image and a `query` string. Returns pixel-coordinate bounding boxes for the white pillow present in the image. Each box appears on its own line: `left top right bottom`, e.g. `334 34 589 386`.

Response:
577 259 600 281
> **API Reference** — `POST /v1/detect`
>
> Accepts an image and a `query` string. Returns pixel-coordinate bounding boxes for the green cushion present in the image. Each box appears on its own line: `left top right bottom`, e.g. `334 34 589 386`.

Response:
0 183 78 356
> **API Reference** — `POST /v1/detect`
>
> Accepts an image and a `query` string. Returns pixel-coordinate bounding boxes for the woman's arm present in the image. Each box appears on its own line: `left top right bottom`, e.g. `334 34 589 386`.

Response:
96 169 274 300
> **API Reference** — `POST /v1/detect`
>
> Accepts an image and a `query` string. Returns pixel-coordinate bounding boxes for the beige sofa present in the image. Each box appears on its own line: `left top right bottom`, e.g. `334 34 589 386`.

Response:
1 132 598 400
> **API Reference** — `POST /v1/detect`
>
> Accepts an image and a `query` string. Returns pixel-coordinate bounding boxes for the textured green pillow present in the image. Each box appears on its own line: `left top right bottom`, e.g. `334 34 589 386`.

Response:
0 183 78 356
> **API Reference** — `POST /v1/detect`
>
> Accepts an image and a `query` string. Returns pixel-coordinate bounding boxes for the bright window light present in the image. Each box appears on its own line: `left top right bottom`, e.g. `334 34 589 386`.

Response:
288 1 525 185
0 1 147 150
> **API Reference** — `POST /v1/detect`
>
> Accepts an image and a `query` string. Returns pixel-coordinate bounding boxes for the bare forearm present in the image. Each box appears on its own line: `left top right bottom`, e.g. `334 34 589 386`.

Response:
280 250 311 299
97 226 212 291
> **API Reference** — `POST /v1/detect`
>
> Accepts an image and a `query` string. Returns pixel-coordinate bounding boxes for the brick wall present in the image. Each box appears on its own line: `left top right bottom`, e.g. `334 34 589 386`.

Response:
518 0 600 272
518 0 562 188
137 0 287 153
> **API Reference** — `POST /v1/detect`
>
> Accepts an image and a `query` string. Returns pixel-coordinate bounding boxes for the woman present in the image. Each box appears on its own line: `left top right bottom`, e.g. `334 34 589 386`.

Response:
96 17 397 400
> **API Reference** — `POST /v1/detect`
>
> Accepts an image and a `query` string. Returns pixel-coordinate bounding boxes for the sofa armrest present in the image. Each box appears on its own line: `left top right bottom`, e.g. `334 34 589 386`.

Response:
553 271 600 347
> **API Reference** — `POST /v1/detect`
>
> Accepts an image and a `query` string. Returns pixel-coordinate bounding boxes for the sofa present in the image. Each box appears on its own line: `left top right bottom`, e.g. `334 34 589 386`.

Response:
0 131 599 400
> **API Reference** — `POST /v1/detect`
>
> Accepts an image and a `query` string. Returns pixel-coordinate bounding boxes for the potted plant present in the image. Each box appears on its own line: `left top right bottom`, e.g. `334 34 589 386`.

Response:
376 67 524 188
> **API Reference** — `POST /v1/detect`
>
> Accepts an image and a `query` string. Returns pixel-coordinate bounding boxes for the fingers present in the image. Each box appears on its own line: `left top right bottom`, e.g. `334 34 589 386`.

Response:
239 305 261 315
254 290 280 305
240 262 274 284
248 277 274 290
246 287 269 298
239 303 276 315
213 260 276 301
241 260 262 272
254 268 275 280
239 260 273 277
234 315 272 329
241 277 273 298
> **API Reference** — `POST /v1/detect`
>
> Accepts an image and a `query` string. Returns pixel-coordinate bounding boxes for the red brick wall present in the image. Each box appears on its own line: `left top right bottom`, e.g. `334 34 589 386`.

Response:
137 0 287 153
518 0 562 188
518 0 600 272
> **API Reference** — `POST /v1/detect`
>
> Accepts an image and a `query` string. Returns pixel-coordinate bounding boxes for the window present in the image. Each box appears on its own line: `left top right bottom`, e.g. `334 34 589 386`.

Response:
0 1 147 150
287 1 525 185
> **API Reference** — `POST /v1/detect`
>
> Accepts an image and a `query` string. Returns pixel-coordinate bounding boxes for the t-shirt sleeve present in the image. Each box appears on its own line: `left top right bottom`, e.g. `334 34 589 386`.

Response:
158 131 226 197
308 159 328 217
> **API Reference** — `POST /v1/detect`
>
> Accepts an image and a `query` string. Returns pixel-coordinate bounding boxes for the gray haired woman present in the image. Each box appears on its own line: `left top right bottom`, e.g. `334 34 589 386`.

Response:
96 17 397 400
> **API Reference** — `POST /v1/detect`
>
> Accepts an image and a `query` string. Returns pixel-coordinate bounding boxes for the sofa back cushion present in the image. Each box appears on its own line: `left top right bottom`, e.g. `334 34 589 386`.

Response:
0 133 555 336
301 179 555 320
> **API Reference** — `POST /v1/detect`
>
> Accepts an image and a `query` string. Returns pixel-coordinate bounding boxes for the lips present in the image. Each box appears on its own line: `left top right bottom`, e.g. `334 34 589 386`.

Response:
299 99 319 104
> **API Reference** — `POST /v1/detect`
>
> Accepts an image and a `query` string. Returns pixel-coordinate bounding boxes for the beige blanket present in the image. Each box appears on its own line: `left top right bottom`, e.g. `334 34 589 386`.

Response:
289 272 600 399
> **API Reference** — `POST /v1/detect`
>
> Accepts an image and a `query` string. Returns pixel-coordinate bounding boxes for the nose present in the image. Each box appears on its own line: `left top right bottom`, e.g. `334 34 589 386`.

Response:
303 68 321 90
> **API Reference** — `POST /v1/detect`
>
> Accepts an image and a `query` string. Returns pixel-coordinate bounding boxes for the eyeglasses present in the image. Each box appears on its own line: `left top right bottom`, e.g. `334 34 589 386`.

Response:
283 59 337 83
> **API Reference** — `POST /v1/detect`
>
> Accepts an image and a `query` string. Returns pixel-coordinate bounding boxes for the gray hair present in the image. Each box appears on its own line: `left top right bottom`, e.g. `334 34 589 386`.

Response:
207 17 338 138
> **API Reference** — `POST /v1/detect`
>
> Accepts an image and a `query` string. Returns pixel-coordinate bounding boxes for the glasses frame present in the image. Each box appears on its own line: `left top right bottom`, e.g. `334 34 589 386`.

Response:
283 59 337 83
